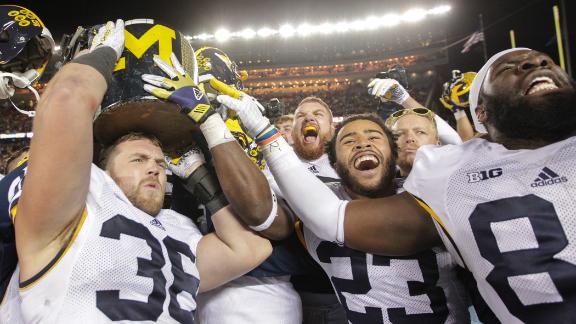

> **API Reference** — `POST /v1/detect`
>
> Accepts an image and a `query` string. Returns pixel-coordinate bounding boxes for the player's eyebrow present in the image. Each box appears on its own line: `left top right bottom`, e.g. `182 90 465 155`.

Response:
340 129 384 142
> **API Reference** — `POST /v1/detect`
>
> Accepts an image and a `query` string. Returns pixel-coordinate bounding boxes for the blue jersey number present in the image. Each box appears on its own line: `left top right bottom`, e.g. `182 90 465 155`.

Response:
316 242 448 323
470 194 576 323
96 214 200 323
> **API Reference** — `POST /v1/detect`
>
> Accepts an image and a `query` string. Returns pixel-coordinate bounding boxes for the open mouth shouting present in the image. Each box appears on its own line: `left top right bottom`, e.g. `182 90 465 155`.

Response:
302 124 319 144
523 75 560 96
352 152 381 175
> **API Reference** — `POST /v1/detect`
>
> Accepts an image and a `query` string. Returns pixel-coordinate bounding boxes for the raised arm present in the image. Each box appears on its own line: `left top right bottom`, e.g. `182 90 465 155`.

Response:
142 58 294 240
264 137 440 255
164 146 272 292
15 21 124 279
368 78 462 145
217 93 441 256
210 139 295 240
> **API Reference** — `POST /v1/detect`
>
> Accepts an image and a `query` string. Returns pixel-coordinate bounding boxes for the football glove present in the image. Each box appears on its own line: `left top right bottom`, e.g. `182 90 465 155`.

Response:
142 53 215 124
216 94 270 139
367 78 410 105
166 147 206 179
89 19 125 59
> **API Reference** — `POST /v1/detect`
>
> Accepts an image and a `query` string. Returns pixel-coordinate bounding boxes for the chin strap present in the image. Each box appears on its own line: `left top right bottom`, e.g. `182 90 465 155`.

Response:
0 70 40 118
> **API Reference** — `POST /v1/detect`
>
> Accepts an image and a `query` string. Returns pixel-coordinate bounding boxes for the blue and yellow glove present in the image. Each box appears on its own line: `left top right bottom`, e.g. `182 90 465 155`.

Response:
142 53 215 124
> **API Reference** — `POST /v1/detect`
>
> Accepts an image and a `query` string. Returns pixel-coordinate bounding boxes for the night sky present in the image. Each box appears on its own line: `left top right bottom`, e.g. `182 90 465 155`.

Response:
7 0 576 76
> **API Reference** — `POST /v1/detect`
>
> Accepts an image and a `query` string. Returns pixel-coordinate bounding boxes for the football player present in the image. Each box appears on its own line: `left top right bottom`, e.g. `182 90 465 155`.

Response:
0 20 271 323
146 57 344 321
208 98 471 322
147 47 303 324
299 113 470 323
384 107 440 182
232 48 576 323
210 91 348 322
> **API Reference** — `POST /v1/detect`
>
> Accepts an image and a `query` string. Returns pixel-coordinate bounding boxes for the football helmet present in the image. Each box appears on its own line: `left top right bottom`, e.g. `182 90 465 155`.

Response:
440 70 477 111
0 5 54 86
195 47 246 96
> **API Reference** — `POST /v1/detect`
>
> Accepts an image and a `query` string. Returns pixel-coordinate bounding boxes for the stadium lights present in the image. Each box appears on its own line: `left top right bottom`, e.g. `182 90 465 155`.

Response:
240 28 256 39
215 28 231 42
429 5 451 15
297 23 313 37
403 9 427 22
279 24 296 38
189 4 451 42
381 14 401 27
257 27 277 38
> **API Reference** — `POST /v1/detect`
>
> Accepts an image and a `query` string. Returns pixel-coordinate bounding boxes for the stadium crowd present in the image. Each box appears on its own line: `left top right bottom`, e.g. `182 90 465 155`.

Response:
1 6 575 324
245 57 417 80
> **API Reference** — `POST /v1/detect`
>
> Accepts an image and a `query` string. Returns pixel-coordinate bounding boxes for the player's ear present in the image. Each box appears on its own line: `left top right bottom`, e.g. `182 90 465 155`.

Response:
476 104 487 124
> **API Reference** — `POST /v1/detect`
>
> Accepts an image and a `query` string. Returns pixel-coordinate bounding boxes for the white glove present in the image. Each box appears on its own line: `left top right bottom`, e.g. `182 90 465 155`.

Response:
90 19 125 59
198 73 215 84
215 103 229 120
216 94 270 138
367 78 410 105
166 147 206 178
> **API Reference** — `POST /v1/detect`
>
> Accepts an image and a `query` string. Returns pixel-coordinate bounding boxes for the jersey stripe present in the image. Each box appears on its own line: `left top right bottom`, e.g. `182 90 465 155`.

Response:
10 205 17 223
410 194 468 269
19 208 88 290
294 219 308 251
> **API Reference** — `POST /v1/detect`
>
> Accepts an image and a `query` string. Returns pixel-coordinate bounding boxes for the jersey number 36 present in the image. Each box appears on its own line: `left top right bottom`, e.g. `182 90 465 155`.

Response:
96 214 200 323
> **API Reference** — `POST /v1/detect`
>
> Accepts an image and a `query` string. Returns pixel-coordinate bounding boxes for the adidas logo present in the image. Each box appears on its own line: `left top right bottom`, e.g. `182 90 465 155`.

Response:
531 167 568 187
150 219 166 231
193 88 204 101
308 165 319 174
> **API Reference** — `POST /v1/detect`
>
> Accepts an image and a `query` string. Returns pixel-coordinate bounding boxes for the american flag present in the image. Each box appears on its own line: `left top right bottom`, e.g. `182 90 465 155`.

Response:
461 31 485 53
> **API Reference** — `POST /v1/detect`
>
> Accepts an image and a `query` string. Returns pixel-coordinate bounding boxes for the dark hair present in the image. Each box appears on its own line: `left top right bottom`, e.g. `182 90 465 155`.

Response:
98 132 163 169
326 113 397 166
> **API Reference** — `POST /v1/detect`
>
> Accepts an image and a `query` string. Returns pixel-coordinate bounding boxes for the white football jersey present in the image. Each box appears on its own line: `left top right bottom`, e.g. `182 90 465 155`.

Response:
299 154 340 182
0 165 203 323
196 275 302 324
301 183 470 324
404 137 576 323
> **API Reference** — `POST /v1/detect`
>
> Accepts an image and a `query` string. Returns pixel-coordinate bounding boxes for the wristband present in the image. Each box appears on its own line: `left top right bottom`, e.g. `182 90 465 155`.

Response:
70 47 117 86
256 125 282 146
249 189 278 232
199 114 236 149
